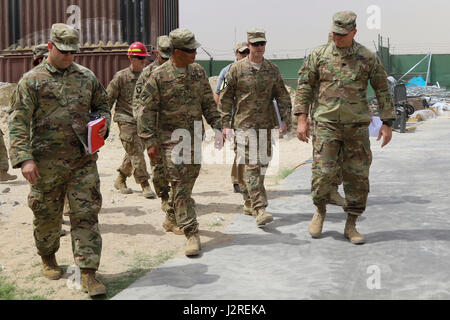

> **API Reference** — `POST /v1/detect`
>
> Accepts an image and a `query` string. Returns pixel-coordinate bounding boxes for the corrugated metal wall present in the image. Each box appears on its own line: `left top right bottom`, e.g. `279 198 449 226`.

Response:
0 0 179 50
0 52 131 88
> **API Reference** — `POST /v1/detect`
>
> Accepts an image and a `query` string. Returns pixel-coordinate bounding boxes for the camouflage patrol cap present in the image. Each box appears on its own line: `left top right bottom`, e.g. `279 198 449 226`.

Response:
33 43 49 60
169 28 201 50
247 29 266 43
331 11 357 35
157 35 173 59
50 23 79 52
234 42 249 53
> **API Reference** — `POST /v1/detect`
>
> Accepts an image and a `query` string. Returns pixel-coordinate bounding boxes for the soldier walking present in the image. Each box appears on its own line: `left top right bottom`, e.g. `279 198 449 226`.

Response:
9 23 110 296
107 42 157 199
219 29 291 226
214 42 249 195
133 36 176 220
136 28 223 256
294 11 396 244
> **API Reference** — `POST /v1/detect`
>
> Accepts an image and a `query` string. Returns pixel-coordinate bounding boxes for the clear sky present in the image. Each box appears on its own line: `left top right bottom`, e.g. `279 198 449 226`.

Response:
180 0 450 60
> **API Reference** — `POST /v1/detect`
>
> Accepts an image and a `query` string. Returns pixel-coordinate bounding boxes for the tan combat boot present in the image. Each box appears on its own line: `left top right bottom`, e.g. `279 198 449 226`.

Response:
0 170 17 182
81 268 107 297
141 181 157 199
185 232 201 256
114 172 132 194
309 204 326 238
344 213 366 244
243 200 253 216
255 208 273 226
162 213 183 235
41 254 62 280
329 187 345 207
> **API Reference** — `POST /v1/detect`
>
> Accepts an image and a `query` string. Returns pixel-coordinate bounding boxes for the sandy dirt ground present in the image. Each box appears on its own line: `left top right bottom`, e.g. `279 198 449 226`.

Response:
0 83 312 299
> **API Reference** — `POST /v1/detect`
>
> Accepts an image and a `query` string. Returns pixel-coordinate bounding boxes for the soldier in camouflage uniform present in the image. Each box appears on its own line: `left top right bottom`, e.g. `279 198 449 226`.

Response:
136 28 223 256
8 24 110 296
32 44 49 66
310 33 345 207
107 42 156 199
219 29 291 227
133 36 174 218
294 11 396 244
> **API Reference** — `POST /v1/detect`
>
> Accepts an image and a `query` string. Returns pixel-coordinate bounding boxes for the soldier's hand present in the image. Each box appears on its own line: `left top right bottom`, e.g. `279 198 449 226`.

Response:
214 129 225 150
147 146 161 162
21 160 41 185
378 125 393 148
222 127 234 141
296 114 310 143
98 125 107 137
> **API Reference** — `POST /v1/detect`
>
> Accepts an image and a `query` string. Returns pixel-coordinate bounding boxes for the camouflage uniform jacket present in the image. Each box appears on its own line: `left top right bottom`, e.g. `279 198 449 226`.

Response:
133 60 164 120
107 67 141 124
294 41 396 123
218 56 292 130
136 60 223 149
8 59 111 168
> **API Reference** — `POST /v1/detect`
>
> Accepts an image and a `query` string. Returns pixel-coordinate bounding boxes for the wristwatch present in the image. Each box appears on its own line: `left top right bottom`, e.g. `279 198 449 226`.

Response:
382 119 393 127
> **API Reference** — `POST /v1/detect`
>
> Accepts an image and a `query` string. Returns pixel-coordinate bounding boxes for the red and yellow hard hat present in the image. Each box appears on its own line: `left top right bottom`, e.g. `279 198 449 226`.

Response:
128 42 150 57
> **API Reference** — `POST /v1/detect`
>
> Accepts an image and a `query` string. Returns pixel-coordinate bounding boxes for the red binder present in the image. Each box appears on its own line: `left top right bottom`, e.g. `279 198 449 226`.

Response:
87 116 106 154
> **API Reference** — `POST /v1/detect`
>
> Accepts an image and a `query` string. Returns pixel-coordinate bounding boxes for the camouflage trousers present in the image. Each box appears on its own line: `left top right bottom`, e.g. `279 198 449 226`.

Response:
311 125 342 188
117 122 150 184
150 156 170 199
231 153 245 185
312 121 372 216
162 144 200 236
0 130 10 171
28 156 102 269
235 129 273 210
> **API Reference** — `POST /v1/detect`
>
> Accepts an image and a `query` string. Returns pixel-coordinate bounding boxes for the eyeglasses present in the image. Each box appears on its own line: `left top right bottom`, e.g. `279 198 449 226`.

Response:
53 44 76 55
250 41 266 47
176 47 197 53
239 49 250 55
131 56 146 60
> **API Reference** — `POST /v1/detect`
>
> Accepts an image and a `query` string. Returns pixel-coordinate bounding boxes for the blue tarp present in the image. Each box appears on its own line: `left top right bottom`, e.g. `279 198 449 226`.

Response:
406 76 426 87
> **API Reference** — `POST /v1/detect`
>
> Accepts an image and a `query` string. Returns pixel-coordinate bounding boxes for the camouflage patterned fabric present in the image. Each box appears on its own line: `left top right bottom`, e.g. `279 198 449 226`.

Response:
136 60 223 234
107 67 141 124
133 59 170 198
8 57 110 270
28 157 102 268
218 57 291 210
294 41 396 122
107 67 150 184
0 130 10 171
294 39 395 215
312 121 371 215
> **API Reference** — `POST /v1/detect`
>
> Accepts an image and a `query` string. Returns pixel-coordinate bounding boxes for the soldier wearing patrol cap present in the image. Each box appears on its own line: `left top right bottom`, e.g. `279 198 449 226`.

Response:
214 41 249 195
294 11 396 244
9 23 111 296
133 36 176 230
136 28 224 256
219 29 292 227
32 44 49 66
107 42 158 200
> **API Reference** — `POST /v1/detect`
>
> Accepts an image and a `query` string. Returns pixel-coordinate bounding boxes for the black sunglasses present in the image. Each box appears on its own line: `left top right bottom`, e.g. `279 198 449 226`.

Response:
177 47 197 53
239 49 250 55
53 44 76 55
250 41 266 47
132 56 146 60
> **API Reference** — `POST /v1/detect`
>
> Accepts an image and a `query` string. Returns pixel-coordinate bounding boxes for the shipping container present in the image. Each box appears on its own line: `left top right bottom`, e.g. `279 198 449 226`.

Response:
0 0 179 50
0 50 135 88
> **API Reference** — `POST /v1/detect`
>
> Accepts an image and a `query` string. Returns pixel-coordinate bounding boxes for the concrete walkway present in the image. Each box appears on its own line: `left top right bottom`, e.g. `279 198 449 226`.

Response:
113 118 450 300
